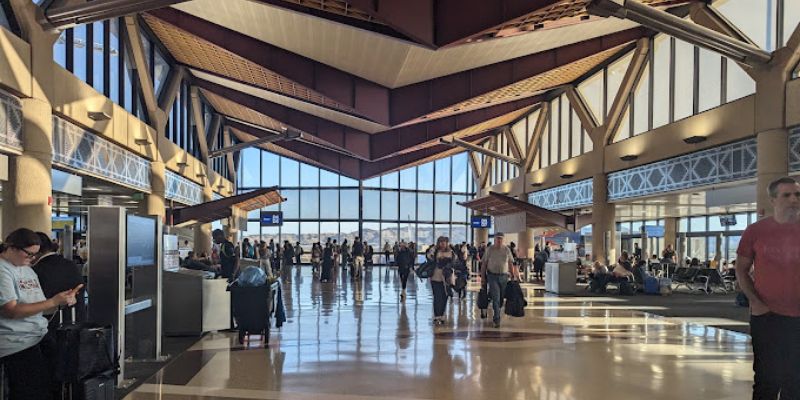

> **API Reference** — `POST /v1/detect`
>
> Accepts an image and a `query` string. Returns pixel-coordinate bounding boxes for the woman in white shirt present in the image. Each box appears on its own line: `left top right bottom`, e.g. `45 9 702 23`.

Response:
0 228 80 399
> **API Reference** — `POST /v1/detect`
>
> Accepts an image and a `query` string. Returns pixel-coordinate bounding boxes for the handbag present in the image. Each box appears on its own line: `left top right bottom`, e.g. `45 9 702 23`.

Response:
477 287 489 310
54 317 117 383
415 261 434 279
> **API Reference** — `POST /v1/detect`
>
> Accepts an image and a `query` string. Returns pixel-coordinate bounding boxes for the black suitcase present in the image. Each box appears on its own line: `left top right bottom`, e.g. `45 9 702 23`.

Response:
53 308 118 384
73 374 115 400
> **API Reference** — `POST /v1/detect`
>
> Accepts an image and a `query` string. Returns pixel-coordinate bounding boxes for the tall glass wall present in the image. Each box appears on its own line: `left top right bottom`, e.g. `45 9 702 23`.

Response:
677 212 756 263
237 148 474 258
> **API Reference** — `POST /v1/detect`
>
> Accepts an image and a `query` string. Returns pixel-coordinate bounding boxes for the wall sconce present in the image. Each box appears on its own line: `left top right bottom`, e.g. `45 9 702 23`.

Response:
530 182 543 187
560 173 574 179
620 154 638 162
88 111 111 121
196 172 206 178
683 135 707 144
134 137 151 145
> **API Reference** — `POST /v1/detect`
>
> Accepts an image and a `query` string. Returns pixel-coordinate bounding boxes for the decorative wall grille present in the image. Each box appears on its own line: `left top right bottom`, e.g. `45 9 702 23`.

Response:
608 138 757 201
52 116 151 192
166 170 203 206
789 126 800 172
0 90 23 152
528 179 593 210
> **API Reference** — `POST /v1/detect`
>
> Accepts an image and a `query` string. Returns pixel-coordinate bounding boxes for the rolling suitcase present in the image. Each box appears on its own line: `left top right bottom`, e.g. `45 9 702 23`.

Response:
644 276 660 294
72 374 115 400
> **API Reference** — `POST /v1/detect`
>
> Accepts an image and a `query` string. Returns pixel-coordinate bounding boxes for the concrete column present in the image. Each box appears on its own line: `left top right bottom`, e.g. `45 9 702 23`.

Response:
193 185 213 255
3 98 53 234
755 128 789 218
140 161 166 219
517 227 534 259
474 228 488 245
663 217 677 250
591 173 616 265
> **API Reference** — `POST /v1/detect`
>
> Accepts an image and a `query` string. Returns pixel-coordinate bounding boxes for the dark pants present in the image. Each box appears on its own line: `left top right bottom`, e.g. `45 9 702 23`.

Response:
399 266 411 290
385 252 391 264
750 313 800 399
487 273 509 324
431 281 447 318
3 341 53 400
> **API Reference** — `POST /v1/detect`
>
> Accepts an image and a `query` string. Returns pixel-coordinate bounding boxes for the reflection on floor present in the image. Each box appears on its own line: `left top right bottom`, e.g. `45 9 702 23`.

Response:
126 266 753 400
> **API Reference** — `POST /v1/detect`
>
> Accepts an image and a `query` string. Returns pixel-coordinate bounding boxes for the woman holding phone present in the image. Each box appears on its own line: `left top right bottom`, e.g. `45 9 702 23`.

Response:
0 228 81 399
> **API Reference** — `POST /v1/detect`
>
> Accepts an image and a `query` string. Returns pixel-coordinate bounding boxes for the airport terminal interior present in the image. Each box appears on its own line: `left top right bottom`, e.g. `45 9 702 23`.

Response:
1 0 799 399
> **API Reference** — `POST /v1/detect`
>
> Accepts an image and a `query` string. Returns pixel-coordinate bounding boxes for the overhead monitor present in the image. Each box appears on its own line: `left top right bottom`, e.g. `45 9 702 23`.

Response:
260 211 283 226
471 216 492 229
127 215 157 267
719 214 738 226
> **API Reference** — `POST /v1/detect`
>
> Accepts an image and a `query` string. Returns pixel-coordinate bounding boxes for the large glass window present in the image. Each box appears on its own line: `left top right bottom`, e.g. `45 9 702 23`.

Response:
632 63 650 136
240 150 472 253
92 22 105 94
673 39 695 121
400 192 416 221
697 48 722 113
381 191 399 220
400 167 416 190
417 162 434 191
281 190 299 219
652 34 671 129
300 189 319 219
73 25 88 82
320 189 339 219
435 158 451 192
715 0 777 52
362 190 380 220
577 70 605 124
340 190 359 219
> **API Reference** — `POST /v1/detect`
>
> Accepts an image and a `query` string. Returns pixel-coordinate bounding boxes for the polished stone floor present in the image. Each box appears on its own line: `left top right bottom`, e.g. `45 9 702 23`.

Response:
126 266 754 400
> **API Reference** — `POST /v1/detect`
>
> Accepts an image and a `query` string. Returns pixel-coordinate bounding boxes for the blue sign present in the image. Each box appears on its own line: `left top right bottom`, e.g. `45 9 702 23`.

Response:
260 211 283 226
471 216 491 229
644 225 665 238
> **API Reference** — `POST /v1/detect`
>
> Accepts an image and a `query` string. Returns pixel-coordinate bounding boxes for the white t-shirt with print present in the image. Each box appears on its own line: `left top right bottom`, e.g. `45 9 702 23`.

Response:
0 257 48 357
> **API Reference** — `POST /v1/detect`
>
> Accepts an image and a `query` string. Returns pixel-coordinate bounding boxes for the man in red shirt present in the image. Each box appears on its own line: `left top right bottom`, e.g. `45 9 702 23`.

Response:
736 177 800 399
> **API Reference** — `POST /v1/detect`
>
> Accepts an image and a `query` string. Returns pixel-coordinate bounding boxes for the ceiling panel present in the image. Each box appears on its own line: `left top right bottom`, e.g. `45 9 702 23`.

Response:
404 43 627 125
143 13 359 115
172 0 640 88
192 69 388 133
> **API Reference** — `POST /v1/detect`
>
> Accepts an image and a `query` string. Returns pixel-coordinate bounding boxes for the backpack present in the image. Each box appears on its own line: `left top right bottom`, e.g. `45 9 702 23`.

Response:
619 280 635 295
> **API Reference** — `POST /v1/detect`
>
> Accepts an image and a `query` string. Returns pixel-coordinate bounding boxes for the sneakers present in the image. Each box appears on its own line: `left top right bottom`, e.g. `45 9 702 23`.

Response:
400 289 406 300
493 321 501 328
480 309 487 319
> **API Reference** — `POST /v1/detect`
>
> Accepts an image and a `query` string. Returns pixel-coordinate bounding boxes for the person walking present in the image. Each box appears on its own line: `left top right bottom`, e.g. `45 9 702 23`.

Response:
311 243 322 276
431 236 455 325
736 177 800 399
341 239 350 269
383 241 392 265
351 237 365 280
294 241 304 268
213 229 239 282
282 241 295 279
480 232 518 328
396 241 415 300
321 243 333 282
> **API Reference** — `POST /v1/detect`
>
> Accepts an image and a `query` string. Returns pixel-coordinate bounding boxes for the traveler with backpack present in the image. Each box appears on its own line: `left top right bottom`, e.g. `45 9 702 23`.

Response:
480 232 518 328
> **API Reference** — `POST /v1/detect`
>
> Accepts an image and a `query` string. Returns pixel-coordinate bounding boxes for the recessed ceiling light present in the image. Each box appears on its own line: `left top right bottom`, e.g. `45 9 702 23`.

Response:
683 135 707 144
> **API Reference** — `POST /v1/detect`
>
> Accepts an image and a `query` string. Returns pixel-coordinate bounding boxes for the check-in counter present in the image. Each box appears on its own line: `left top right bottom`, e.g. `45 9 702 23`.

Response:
163 269 230 336
544 262 577 295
